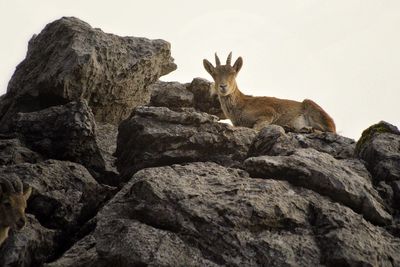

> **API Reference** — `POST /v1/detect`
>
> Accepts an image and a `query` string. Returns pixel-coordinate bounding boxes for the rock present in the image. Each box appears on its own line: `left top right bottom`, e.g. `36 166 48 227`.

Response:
0 160 114 232
311 202 400 267
149 81 193 110
0 215 59 267
95 123 119 186
244 148 391 225
248 124 355 159
0 16 176 132
187 78 226 119
115 106 257 179
0 137 42 165
47 163 400 267
12 100 109 180
356 121 400 182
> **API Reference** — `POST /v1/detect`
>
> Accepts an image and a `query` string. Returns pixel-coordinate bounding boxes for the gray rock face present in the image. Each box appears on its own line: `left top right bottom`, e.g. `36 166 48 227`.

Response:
0 137 42 165
248 124 355 159
47 163 400 267
149 81 193 109
12 100 109 180
0 215 59 267
245 148 391 225
115 106 257 179
0 16 176 131
356 121 400 182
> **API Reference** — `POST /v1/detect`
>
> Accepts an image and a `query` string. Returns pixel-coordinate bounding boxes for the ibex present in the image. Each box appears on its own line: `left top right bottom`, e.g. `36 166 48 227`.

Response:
0 177 32 246
203 53 336 132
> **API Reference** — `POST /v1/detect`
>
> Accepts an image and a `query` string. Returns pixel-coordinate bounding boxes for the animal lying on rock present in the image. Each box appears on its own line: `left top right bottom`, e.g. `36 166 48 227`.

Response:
0 177 32 246
203 52 336 132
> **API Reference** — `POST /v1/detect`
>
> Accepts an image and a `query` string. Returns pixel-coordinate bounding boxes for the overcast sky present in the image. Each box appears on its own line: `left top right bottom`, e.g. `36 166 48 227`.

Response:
1 0 399 139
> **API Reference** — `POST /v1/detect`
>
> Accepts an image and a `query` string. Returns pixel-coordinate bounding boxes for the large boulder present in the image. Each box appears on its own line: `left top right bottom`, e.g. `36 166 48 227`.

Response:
115 106 256 179
12 101 103 174
244 148 391 225
46 163 400 267
356 121 400 182
0 16 176 132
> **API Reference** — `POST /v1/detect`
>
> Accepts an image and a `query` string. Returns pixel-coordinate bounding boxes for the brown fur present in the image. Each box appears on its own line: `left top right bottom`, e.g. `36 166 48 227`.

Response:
0 178 31 246
203 53 336 132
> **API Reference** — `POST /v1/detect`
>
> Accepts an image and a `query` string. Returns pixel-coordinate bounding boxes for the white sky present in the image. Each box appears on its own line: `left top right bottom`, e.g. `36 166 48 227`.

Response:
1 0 399 139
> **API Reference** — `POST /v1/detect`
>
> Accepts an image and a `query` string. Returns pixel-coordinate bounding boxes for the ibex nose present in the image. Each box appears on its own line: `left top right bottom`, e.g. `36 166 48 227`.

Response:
16 218 26 230
219 84 228 93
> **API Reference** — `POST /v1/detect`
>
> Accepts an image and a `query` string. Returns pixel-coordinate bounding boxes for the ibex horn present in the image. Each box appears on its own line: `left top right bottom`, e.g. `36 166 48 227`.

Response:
226 52 232 65
0 178 15 193
215 53 221 66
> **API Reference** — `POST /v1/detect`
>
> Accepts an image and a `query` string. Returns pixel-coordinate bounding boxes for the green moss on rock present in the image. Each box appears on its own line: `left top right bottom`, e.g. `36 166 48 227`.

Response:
355 121 400 154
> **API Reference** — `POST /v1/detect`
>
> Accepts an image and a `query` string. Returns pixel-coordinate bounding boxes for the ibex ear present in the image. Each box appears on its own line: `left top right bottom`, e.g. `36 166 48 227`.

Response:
233 57 243 73
23 185 32 201
203 59 215 75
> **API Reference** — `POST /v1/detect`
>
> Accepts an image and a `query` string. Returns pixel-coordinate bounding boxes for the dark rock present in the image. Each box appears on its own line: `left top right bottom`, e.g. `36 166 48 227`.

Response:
12 100 109 180
115 106 257 179
248 124 355 159
47 163 400 267
149 81 193 109
0 160 114 231
0 215 59 267
244 148 391 225
356 121 400 182
0 138 42 165
187 78 226 119
0 16 176 131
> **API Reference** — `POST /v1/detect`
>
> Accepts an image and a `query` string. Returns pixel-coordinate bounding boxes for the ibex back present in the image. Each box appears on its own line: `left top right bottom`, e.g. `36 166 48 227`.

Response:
203 53 336 132
0 177 31 246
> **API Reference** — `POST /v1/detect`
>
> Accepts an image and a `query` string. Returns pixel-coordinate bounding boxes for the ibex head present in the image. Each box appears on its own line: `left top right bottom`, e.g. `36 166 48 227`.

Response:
0 177 32 230
203 52 243 96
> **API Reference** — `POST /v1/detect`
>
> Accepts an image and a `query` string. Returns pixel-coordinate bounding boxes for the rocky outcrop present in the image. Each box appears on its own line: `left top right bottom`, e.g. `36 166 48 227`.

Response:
0 16 176 132
115 106 256 179
1 16 400 267
46 163 400 267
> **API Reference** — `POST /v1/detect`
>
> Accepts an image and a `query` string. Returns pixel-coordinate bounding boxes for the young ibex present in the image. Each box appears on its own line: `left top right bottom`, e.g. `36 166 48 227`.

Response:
203 53 336 132
0 177 31 246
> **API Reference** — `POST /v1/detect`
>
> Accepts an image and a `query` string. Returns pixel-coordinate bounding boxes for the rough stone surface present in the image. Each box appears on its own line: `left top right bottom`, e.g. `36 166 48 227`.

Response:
12 100 108 179
115 106 257 179
0 215 59 267
0 16 176 131
47 163 400 267
356 121 400 182
149 81 193 109
187 78 226 119
0 137 42 165
248 124 355 159
245 148 391 225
